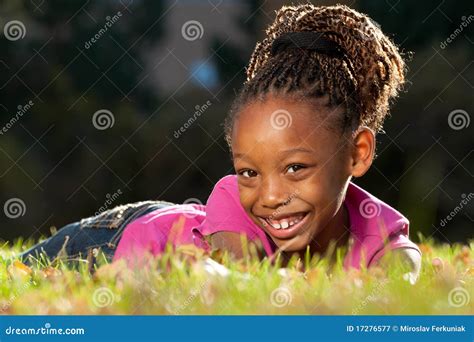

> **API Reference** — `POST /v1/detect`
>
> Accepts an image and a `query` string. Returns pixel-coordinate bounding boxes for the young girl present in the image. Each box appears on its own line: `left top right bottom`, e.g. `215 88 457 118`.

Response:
20 4 421 276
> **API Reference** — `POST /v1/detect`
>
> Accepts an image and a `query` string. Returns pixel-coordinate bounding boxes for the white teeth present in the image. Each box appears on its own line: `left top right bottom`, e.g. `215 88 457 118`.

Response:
265 214 305 230
272 222 282 229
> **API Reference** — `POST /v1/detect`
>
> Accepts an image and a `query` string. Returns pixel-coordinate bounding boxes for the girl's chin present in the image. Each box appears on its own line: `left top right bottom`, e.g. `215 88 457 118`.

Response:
270 223 323 253
271 235 313 253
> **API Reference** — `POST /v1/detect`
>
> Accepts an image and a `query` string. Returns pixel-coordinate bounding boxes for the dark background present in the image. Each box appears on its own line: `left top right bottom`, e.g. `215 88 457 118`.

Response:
0 0 472 245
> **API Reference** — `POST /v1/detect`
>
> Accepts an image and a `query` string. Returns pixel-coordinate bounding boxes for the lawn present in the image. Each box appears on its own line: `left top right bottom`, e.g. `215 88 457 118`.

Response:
0 236 472 315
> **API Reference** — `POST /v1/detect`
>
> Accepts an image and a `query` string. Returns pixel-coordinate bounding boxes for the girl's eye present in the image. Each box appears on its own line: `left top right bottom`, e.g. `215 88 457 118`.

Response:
239 169 257 178
287 164 306 173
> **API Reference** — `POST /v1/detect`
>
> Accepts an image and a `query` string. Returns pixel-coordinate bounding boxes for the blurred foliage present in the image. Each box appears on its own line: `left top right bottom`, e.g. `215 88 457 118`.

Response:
0 236 472 314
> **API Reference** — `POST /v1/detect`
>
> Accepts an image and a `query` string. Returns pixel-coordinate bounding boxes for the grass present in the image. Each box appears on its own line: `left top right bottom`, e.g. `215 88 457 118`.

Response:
0 235 472 315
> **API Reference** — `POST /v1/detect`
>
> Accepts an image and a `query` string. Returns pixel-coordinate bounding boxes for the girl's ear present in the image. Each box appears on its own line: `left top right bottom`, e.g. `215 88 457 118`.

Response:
350 127 375 178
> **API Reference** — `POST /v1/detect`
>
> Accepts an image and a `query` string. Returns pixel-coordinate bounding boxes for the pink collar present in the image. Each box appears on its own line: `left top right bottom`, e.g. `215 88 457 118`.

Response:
343 181 409 268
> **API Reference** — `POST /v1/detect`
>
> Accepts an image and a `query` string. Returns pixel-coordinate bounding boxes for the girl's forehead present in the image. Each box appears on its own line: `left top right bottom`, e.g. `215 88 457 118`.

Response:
232 97 340 148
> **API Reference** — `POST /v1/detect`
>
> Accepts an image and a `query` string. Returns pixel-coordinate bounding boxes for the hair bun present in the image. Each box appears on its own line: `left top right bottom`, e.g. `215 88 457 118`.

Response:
226 4 407 139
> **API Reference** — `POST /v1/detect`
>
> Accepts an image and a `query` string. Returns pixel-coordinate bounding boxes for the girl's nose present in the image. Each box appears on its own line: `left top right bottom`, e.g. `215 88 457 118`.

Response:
259 176 288 209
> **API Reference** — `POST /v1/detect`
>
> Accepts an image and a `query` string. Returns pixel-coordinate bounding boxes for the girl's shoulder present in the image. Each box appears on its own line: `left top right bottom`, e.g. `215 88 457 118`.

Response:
197 174 257 234
113 202 207 262
343 181 421 269
345 181 410 238
192 174 275 254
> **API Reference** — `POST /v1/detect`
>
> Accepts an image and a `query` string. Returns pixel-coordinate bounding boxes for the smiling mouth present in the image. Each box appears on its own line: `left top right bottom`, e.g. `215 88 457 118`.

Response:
255 211 311 240
257 212 309 230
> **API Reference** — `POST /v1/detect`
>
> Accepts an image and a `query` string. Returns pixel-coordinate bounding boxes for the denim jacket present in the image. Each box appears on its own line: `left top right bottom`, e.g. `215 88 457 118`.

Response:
79 199 177 249
20 200 176 266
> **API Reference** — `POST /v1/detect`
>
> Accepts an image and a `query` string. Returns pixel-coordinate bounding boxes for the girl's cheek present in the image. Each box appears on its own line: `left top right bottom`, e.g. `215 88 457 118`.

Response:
298 178 324 203
239 188 256 209
302 186 341 218
308 170 342 199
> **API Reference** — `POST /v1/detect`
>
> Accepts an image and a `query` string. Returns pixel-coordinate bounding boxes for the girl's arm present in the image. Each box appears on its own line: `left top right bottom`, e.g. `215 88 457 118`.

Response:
209 231 246 259
374 247 422 283
209 231 266 260
210 233 422 283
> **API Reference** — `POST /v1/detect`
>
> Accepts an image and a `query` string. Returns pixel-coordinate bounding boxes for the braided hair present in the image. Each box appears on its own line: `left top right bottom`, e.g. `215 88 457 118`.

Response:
224 4 407 148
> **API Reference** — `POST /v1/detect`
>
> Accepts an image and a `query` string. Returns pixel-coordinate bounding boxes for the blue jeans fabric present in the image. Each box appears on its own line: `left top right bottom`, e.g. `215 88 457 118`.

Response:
20 200 176 266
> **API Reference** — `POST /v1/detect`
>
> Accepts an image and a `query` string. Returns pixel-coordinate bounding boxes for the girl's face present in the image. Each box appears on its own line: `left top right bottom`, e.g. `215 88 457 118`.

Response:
231 95 371 253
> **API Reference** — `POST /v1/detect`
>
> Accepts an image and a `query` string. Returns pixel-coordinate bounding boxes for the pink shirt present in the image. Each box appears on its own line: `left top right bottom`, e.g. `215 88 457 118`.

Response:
113 175 421 269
